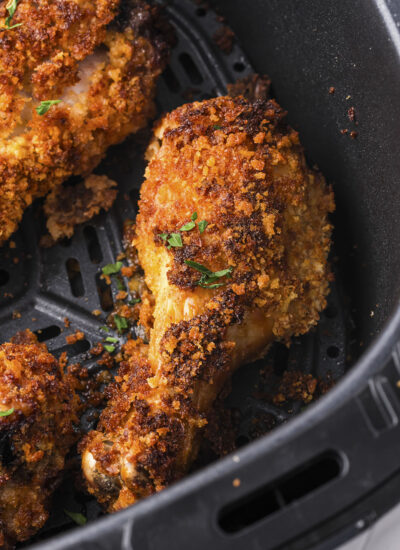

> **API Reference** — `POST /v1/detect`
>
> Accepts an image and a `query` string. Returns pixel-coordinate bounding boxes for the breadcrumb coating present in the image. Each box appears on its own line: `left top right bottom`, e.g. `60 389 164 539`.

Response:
0 331 80 546
42 174 117 244
81 95 335 511
0 0 172 244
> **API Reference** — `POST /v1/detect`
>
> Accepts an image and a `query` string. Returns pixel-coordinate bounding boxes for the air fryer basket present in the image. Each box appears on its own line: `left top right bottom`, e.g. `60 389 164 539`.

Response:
1 0 399 549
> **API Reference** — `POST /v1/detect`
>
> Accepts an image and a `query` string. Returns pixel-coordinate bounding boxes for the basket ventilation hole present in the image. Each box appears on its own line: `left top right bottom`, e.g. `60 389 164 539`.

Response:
162 65 181 93
233 61 245 73
218 452 341 533
36 325 61 343
53 339 90 359
84 226 103 264
96 273 114 311
179 53 203 84
327 345 340 358
0 270 9 286
66 258 85 297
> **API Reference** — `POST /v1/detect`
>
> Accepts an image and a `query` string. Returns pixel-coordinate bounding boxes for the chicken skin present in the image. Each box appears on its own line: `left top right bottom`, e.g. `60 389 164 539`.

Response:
0 331 79 547
81 96 335 511
0 0 172 245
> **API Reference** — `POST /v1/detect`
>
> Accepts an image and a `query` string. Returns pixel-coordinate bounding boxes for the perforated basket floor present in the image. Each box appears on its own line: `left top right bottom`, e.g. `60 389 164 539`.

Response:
0 0 349 545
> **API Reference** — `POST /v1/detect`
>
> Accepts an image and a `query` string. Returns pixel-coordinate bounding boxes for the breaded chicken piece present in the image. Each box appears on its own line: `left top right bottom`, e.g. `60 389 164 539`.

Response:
0 0 172 244
0 330 79 547
81 96 335 511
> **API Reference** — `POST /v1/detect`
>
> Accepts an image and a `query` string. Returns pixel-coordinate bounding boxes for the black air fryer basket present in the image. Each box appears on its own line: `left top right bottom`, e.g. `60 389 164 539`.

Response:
1 0 400 548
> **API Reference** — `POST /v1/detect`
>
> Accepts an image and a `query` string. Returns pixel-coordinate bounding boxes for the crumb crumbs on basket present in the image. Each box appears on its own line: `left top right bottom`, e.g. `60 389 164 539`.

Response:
92 309 102 317
233 478 241 487
232 455 240 463
66 330 85 345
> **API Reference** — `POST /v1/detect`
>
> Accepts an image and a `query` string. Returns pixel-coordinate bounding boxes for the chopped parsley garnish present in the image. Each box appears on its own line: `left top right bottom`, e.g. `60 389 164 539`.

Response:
167 233 182 248
184 260 233 289
180 212 198 232
36 100 61 115
104 344 115 353
213 124 222 130
180 221 196 232
105 336 118 343
102 262 122 275
64 510 87 526
0 408 14 417
129 298 141 305
114 315 128 333
4 0 22 29
198 220 208 233
100 326 110 332
115 277 125 291
159 232 182 247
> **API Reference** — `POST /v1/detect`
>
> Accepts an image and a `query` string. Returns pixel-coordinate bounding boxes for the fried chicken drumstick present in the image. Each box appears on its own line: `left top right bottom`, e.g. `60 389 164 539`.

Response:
0 0 172 245
81 95 335 511
0 331 79 546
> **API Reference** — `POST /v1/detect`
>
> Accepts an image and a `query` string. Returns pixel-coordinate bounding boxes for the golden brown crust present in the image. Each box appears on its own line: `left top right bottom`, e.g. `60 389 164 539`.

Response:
0 331 79 545
42 174 117 244
0 0 172 244
81 95 334 512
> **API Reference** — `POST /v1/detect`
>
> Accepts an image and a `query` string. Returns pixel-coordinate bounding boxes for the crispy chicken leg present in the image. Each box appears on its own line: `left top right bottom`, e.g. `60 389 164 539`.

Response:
0 0 172 244
0 331 80 546
81 95 335 511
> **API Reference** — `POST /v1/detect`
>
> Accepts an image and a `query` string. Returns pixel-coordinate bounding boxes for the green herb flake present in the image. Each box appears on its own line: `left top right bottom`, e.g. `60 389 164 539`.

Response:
102 261 123 276
213 124 222 130
184 260 212 275
4 0 22 29
184 260 233 289
198 220 208 233
104 344 115 353
114 315 128 333
35 100 61 116
0 408 14 417
100 326 110 332
180 221 196 232
115 277 125 291
167 233 183 248
105 336 118 343
191 212 198 221
129 298 141 305
64 510 87 526
159 233 168 241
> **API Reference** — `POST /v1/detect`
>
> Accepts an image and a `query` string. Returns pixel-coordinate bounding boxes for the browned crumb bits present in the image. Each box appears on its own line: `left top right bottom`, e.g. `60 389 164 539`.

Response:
350 131 358 139
92 309 102 317
232 478 241 487
66 331 85 345
348 106 356 123
64 317 70 328
213 25 235 54
90 342 104 356
329 87 335 94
